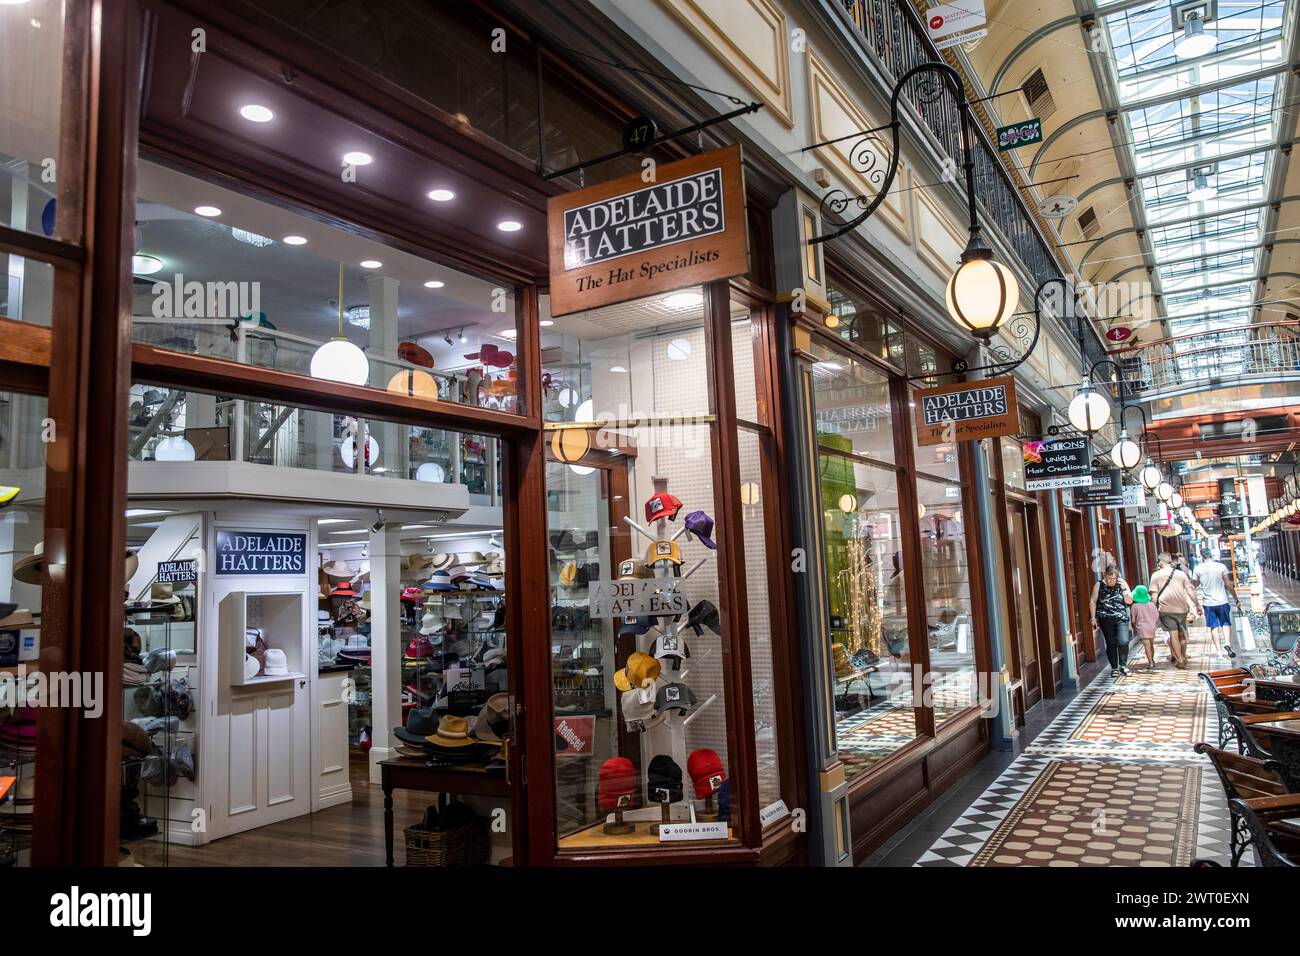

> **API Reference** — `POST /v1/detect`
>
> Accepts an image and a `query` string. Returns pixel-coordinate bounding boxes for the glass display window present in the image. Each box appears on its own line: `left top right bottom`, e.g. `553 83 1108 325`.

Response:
541 285 781 852
130 160 522 414
917 479 977 727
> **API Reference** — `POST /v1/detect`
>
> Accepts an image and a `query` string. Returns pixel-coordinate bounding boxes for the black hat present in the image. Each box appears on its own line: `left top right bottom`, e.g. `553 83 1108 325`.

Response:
646 755 683 804
394 707 437 745
686 600 722 636
655 681 697 717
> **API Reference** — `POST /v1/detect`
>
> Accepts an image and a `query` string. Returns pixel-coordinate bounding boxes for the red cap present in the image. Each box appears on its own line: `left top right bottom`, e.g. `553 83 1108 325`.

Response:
597 757 637 810
687 749 726 799
645 492 684 523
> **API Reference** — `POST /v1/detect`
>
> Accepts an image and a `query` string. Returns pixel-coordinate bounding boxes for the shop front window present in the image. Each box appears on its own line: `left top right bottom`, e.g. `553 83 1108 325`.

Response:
543 286 757 851
917 479 977 727
121 383 515 866
131 160 521 413
0 390 48 866
809 341 918 777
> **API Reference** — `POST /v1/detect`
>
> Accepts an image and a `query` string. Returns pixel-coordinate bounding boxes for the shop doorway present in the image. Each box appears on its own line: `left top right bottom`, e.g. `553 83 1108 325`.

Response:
1005 500 1044 709
1062 508 1092 663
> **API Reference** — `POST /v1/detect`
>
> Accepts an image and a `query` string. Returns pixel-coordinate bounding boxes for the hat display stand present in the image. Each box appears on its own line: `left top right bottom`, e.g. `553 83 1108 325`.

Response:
412 583 507 723
613 476 720 834
548 526 604 716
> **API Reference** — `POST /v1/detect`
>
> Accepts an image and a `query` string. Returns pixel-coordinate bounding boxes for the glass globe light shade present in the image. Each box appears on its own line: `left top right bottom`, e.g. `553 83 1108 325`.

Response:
945 255 1019 339
1156 481 1173 502
154 436 195 461
1170 491 1184 510
1068 383 1111 433
1139 462 1162 490
310 338 369 385
1110 435 1141 470
839 493 857 513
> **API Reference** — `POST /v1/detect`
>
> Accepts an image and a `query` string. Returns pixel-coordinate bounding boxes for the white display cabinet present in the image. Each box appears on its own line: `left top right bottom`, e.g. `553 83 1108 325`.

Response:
221 591 307 685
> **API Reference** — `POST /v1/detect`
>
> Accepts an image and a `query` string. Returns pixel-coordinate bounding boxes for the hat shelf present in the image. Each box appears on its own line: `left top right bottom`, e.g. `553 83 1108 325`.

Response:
221 591 307 686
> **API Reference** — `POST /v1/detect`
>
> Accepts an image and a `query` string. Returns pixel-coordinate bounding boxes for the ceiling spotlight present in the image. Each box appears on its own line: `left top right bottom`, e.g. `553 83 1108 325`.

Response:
194 205 222 217
427 189 455 202
497 220 522 232
1187 170 1217 204
540 320 555 327
342 151 373 166
132 254 164 275
1174 10 1217 59
459 328 467 344
239 104 274 123
424 280 445 289
282 235 308 245
444 332 454 346
360 259 382 269
371 509 386 533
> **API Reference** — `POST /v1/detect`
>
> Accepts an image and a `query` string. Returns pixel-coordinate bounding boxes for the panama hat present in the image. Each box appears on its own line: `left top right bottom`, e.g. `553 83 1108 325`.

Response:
150 581 179 605
402 552 434 577
425 714 477 749
429 553 457 571
322 560 352 579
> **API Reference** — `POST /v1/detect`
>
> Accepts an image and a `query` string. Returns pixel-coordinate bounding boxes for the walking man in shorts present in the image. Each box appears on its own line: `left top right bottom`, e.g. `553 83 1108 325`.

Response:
1149 553 1201 669
1193 546 1239 651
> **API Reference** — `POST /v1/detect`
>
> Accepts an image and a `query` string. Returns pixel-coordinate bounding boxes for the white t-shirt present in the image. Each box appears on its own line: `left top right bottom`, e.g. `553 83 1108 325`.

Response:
1194 560 1231 606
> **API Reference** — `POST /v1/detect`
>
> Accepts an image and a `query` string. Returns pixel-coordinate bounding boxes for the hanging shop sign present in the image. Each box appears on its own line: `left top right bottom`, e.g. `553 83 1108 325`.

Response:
589 579 687 619
926 0 987 48
547 144 748 317
156 559 198 584
997 118 1042 151
914 376 1018 446
214 531 307 576
1022 437 1091 490
1106 326 1134 343
1073 468 1123 508
1037 195 1078 220
1120 483 1147 510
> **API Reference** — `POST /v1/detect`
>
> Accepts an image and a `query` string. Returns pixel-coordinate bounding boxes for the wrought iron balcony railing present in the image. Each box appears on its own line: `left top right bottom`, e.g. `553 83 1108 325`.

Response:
1116 323 1300 398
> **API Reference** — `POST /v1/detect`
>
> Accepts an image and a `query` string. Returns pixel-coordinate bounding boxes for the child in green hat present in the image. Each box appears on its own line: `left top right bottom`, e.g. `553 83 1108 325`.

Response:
1130 585 1159 670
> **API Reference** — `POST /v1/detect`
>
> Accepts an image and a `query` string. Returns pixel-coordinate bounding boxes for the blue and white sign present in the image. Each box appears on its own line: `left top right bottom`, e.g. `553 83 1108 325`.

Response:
215 531 306 576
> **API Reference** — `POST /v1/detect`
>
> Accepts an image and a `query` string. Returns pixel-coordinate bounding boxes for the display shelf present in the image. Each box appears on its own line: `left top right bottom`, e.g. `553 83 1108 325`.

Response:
221 591 306 686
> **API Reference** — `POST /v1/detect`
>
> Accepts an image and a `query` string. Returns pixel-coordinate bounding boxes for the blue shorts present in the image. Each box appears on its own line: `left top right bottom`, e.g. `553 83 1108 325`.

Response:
1205 604 1232 628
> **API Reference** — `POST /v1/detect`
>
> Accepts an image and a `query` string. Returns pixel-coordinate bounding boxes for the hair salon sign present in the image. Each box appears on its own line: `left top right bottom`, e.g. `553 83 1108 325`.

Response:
547 145 749 316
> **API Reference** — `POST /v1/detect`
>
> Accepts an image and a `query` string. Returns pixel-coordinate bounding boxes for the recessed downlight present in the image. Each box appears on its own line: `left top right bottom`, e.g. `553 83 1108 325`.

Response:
427 189 455 202
194 205 222 217
342 151 373 166
132 254 164 275
424 280 445 289
360 259 383 269
499 329 518 339
540 320 554 327
282 235 308 245
239 104 274 123
497 220 522 232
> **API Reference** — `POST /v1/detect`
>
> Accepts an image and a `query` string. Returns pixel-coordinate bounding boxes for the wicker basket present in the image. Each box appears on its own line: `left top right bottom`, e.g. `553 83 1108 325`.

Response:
404 818 489 867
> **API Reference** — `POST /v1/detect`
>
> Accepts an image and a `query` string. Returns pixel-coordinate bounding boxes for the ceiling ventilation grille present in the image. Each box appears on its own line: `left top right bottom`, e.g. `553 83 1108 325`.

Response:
1022 67 1056 120
1078 206 1099 239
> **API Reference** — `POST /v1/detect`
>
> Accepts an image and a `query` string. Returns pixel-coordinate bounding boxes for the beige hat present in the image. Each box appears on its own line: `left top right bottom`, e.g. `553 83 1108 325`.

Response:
456 551 487 567
402 552 434 577
12 543 43 586
0 609 36 630
150 580 179 605
322 560 352 579
430 553 457 571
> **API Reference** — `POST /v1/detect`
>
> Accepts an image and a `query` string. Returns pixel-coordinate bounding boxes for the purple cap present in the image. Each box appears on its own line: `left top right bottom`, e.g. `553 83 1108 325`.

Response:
684 510 717 549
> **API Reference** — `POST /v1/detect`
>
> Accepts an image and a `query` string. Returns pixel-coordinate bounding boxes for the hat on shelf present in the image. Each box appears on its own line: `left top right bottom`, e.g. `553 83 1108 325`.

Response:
401 586 425 603
243 653 261 681
654 681 696 717
645 492 684 524
646 755 684 804
125 549 139 583
322 560 353 579
429 553 458 571
613 651 661 692
650 633 690 669
398 340 435 368
402 552 434 579
621 688 655 732
686 599 722 637
394 707 438 745
263 648 289 676
618 558 653 580
483 557 505 576
418 609 440 635
150 581 180 605
472 693 511 745
559 562 578 588
618 615 653 637
425 714 477 750
687 749 726 799
456 551 487 568
646 540 683 567
683 511 717 550
0 608 36 631
423 569 456 591
597 757 637 810
12 543 43 585
405 635 434 659
330 581 359 598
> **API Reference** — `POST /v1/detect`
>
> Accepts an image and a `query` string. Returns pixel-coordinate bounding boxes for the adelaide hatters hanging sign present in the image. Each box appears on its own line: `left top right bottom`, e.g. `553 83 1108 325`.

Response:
547 145 749 316
914 376 1019 446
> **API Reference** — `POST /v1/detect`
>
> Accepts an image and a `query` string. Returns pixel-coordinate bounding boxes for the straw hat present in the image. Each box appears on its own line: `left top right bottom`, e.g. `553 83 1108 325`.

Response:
150 581 179 605
322 560 352 579
402 552 434 577
425 714 477 749
14 543 135 585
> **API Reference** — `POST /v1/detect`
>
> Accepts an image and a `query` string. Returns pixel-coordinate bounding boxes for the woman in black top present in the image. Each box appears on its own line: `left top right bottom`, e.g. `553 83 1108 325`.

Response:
1090 565 1134 676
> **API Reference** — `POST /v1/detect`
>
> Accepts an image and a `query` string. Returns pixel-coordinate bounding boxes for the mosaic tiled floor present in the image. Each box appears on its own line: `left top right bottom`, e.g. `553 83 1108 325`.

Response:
969 761 1201 867
1072 691 1205 744
916 629 1244 867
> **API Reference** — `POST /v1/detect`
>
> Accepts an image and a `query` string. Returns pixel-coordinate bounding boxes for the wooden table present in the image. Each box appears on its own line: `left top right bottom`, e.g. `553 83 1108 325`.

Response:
379 757 509 867
1253 674 1300 709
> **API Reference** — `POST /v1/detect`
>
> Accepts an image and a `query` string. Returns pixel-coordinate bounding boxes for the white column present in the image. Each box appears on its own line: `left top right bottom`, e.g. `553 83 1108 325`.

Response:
367 525 403 783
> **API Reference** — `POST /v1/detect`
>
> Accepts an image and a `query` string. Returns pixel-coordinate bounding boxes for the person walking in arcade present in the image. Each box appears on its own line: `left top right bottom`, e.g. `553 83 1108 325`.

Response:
1090 565 1134 677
